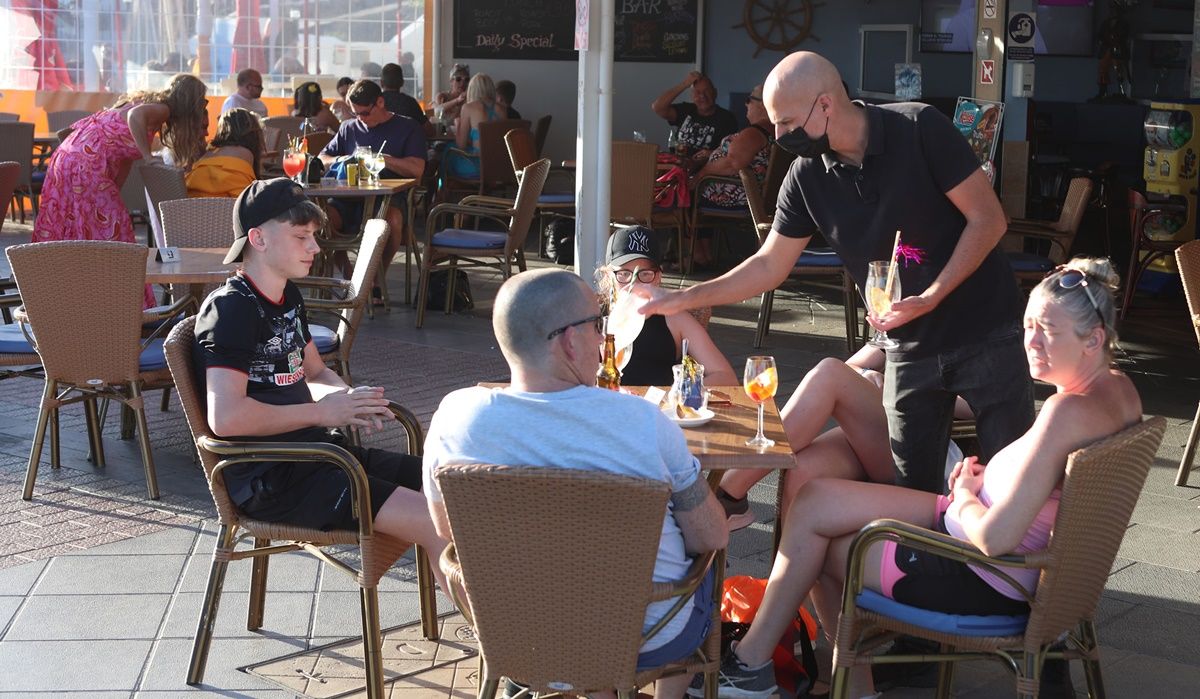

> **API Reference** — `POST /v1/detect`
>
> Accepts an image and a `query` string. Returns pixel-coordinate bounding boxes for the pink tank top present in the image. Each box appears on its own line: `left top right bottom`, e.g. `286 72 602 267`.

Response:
943 466 1061 601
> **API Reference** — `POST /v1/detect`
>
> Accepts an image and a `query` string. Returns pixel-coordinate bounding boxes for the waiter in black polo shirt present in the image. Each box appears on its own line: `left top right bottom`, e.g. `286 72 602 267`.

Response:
639 51 1034 495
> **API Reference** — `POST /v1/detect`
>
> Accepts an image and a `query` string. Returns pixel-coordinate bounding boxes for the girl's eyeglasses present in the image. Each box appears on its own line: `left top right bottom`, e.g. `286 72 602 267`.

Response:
613 268 659 284
1054 267 1105 328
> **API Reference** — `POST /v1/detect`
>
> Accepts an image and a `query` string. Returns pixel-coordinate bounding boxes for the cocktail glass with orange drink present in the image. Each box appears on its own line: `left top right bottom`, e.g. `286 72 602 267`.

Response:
282 148 306 185
743 356 777 448
863 260 900 349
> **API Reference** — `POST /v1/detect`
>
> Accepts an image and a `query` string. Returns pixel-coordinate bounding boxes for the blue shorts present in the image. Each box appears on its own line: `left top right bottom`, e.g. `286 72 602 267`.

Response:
636 566 717 671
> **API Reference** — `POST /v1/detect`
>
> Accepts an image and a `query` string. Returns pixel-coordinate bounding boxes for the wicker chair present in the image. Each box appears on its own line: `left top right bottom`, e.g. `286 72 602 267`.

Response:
304 130 334 155
299 219 389 383
440 118 531 203
506 128 573 255
0 112 18 122
829 417 1166 699
138 161 188 246
416 158 550 327
533 113 552 157
6 241 189 500
1122 189 1188 319
1003 176 1093 282
740 165 858 351
163 317 439 699
1173 240 1200 486
609 141 686 266
46 109 92 133
435 464 720 699
158 197 238 302
262 116 305 144
0 122 36 222
0 161 18 233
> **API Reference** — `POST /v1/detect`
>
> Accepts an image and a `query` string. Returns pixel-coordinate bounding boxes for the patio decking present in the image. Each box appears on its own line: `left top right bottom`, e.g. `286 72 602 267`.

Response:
0 221 1197 697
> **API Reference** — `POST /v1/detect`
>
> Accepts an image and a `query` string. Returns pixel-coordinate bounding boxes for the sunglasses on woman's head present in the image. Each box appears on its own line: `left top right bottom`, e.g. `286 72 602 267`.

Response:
1052 267 1105 328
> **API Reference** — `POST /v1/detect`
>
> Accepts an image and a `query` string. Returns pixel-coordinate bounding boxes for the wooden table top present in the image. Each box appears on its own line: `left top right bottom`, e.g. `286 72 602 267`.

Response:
302 178 418 197
478 383 793 471
145 248 237 284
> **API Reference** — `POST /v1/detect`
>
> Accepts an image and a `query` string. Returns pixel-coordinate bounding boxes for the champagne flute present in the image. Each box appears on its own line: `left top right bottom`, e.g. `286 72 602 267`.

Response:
743 356 778 448
864 260 900 349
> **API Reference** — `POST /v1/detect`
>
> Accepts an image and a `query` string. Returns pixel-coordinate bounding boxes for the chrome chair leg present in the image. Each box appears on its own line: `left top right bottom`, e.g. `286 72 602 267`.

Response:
128 383 160 499
359 585 386 699
49 406 60 469
247 539 270 631
187 524 237 686
23 382 55 500
416 544 440 640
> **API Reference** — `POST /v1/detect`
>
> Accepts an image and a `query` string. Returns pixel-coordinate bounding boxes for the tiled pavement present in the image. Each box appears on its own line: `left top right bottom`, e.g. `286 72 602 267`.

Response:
0 222 1198 697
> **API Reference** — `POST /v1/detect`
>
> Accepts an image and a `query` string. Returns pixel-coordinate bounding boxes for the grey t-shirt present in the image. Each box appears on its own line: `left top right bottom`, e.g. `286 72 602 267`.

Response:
423 385 701 650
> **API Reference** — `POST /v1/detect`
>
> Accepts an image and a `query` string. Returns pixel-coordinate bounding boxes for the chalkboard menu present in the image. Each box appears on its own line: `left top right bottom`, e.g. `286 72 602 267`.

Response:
614 0 698 63
453 0 576 61
453 0 699 63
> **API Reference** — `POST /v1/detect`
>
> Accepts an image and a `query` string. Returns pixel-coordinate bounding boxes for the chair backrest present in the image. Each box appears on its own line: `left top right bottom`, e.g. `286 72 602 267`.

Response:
262 116 305 145
479 118 531 193
434 463 669 693
1024 417 1165 648
504 127 538 173
338 219 390 350
262 126 283 155
164 316 237 521
761 144 796 214
0 123 34 186
159 197 237 248
119 159 149 221
138 161 188 244
533 114 552 157
305 131 333 155
0 161 19 233
505 159 551 255
46 110 92 133
6 241 147 384
1052 176 1093 235
1175 240 1200 347
0 113 19 122
739 168 771 246
610 141 657 226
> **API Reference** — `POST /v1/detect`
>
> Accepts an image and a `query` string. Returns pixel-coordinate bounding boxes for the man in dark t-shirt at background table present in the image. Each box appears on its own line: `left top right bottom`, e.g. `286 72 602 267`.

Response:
651 70 739 159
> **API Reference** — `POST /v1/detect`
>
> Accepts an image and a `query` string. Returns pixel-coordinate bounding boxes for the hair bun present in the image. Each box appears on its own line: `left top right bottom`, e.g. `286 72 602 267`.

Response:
1064 257 1119 292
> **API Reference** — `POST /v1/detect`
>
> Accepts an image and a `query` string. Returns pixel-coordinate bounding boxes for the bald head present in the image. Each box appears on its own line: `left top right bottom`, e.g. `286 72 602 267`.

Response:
494 269 597 367
766 52 843 107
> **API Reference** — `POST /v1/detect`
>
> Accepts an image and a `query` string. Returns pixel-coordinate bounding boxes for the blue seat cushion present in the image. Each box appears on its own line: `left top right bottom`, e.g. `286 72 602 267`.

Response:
856 589 1029 637
431 228 507 249
538 193 574 204
0 324 35 354
139 339 167 371
794 248 843 269
309 324 340 354
1007 252 1053 274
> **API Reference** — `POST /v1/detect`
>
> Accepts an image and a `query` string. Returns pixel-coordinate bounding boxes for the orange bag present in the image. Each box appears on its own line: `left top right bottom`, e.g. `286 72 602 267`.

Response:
721 575 818 695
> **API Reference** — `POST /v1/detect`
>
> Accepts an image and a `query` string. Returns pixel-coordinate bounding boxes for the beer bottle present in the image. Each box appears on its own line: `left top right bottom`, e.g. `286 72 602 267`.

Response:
597 333 621 390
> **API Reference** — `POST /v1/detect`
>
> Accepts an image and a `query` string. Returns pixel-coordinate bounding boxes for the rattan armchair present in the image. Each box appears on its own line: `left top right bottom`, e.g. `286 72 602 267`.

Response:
159 196 238 302
416 158 550 327
1173 240 1200 487
829 417 1165 699
0 122 36 222
435 464 720 699
163 317 439 699
7 241 190 500
46 110 92 133
1003 176 1093 282
0 161 18 233
440 118 530 202
298 219 389 384
138 161 188 246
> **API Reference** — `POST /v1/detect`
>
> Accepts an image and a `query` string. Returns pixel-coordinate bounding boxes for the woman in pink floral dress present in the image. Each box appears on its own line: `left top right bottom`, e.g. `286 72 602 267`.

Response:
34 74 209 308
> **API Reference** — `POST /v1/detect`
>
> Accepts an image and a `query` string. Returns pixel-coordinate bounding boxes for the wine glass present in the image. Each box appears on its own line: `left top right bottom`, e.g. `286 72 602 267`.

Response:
282 148 306 185
863 260 900 349
366 152 386 185
743 356 778 448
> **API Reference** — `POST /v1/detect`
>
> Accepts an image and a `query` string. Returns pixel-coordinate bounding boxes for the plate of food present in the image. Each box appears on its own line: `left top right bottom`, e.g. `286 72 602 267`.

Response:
663 404 716 428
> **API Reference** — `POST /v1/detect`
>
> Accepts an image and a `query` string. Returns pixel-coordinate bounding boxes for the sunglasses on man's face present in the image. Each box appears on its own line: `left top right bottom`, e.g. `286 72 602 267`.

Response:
546 314 604 341
353 104 374 118
746 95 763 105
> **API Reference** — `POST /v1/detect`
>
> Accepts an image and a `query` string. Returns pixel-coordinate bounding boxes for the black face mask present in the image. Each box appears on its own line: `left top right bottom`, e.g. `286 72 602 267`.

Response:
777 96 831 159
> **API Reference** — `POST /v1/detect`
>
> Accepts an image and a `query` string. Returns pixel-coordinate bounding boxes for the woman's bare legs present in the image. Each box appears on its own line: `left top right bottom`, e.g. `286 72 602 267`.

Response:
731 478 936 669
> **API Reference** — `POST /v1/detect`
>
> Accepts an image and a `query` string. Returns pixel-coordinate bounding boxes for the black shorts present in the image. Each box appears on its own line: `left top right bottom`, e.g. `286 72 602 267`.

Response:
237 444 423 532
887 513 1031 617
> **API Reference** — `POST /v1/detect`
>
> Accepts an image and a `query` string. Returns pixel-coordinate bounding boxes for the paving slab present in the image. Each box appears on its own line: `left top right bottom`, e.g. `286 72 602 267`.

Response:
1101 650 1200 697
0 558 46 596
1129 491 1200 533
1105 561 1200 610
139 637 303 692
1116 523 1200 571
159 591 316 640
82 522 205 556
1094 601 1200 666
0 596 23 635
177 551 321 594
32 554 189 595
5 593 172 641
0 639 153 691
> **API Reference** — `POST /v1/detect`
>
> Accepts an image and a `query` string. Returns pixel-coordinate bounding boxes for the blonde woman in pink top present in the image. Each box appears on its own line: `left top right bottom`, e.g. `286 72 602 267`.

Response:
702 258 1142 699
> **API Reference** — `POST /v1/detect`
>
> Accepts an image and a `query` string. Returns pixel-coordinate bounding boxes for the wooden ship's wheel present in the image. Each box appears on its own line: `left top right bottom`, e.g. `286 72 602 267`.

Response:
733 0 825 58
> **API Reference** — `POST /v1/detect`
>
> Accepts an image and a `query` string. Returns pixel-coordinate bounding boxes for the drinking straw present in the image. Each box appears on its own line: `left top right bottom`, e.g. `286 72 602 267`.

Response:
883 230 901 302
377 140 387 153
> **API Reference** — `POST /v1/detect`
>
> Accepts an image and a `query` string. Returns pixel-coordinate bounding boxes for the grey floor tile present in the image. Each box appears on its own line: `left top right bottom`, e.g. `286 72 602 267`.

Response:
159 591 315 640
0 558 47 596
1101 651 1200 696
310 590 425 639
82 523 204 556
1116 524 1200 572
0 639 152 691
5 593 171 641
177 552 320 594
316 559 424 594
0 596 23 635
34 554 189 595
1105 562 1200 610
1093 602 1200 666
0 693 131 698
132 691 289 698
1129 492 1200 533
139 637 305 692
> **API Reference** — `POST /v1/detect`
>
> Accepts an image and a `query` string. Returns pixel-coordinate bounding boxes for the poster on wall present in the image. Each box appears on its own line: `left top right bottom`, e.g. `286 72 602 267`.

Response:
895 63 922 100
954 97 1005 180
614 0 699 63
